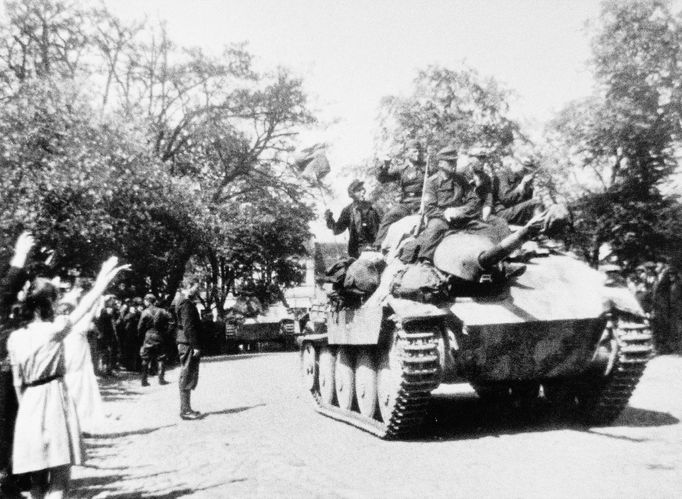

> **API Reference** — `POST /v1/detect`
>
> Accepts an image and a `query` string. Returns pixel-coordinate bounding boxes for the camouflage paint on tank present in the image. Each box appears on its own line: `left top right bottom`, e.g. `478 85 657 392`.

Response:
449 253 641 325
453 318 606 381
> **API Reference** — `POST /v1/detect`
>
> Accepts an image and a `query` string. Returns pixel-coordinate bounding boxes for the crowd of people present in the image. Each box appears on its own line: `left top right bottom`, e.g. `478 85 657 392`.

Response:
0 233 206 498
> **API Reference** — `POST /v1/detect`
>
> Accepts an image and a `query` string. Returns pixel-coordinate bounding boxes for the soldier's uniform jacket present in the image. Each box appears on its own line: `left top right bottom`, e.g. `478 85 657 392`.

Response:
327 200 381 258
492 169 533 209
138 305 172 341
377 160 426 205
423 171 482 222
174 297 202 349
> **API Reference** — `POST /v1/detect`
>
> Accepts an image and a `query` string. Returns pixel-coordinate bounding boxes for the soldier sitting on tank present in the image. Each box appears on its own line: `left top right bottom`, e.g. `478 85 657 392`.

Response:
373 139 427 247
492 154 542 225
325 179 381 259
416 145 509 265
462 146 495 223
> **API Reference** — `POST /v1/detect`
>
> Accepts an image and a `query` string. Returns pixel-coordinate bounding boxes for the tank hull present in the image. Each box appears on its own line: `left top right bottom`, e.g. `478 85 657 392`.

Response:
454 318 605 382
301 243 653 438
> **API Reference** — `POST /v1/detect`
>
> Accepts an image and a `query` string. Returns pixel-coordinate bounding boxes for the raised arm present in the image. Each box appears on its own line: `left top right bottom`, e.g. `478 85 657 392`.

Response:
53 257 129 342
1 232 34 321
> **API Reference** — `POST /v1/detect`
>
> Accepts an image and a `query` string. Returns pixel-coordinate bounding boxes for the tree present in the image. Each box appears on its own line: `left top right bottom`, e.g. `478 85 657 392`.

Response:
548 0 682 266
0 0 319 308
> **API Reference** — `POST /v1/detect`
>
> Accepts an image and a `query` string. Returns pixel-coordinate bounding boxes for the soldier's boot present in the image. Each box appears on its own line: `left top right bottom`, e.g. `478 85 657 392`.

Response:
180 390 200 420
157 361 168 385
141 361 150 387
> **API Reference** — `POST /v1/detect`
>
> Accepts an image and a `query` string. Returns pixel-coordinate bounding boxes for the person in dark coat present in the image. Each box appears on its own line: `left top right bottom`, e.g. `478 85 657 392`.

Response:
416 145 486 263
374 139 427 246
138 294 172 386
0 232 34 497
173 280 203 420
122 297 143 371
93 299 117 376
492 156 541 225
325 179 381 258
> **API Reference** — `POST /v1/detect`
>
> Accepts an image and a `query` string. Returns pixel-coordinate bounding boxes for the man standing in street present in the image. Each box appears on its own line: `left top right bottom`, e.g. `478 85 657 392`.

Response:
374 139 427 247
138 293 172 387
325 179 381 258
174 280 203 420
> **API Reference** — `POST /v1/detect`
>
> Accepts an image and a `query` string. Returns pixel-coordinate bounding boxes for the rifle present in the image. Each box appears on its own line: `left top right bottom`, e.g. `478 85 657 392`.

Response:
412 151 430 237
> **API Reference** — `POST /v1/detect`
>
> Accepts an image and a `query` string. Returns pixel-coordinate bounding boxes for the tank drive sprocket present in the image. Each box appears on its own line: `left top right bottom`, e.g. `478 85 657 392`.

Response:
576 314 654 425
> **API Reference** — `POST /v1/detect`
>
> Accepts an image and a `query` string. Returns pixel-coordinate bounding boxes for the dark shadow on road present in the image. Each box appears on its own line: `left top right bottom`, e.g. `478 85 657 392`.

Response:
408 392 679 442
202 403 266 418
71 468 228 498
84 424 177 439
97 371 146 402
616 406 680 427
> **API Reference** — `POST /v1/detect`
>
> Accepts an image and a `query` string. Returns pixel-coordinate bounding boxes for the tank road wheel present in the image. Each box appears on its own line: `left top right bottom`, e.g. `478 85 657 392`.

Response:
300 342 318 392
318 346 336 405
355 349 378 418
335 347 355 411
377 331 402 423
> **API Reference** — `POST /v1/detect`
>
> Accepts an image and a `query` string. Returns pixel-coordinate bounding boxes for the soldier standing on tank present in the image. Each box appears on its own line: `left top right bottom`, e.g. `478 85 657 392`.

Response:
174 279 203 420
373 139 427 247
138 293 172 387
325 179 381 258
416 145 484 264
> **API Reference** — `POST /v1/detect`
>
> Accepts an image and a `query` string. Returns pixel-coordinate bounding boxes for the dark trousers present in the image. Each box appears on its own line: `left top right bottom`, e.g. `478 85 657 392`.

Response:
416 218 450 261
177 344 200 391
0 369 17 477
495 199 540 225
417 216 511 262
374 201 420 246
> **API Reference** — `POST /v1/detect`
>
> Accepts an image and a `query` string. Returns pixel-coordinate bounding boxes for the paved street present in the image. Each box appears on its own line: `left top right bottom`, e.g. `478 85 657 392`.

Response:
71 352 682 498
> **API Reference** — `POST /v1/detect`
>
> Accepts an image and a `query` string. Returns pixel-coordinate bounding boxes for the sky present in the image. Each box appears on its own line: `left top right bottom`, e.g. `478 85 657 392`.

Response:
104 0 602 167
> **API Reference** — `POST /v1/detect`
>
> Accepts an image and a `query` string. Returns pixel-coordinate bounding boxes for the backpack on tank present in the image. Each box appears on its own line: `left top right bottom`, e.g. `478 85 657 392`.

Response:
390 263 450 304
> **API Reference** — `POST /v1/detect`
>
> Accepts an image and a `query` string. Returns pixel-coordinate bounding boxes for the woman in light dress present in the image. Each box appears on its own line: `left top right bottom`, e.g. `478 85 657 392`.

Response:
60 289 107 434
7 257 127 499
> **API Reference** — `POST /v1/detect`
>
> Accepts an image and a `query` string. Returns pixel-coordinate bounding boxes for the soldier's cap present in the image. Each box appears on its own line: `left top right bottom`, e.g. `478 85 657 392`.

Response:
642 261 657 269
436 144 459 161
144 293 157 304
405 139 423 151
347 179 365 195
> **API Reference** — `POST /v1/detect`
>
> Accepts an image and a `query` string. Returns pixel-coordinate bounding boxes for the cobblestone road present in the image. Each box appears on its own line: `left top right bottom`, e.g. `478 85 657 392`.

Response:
71 352 682 498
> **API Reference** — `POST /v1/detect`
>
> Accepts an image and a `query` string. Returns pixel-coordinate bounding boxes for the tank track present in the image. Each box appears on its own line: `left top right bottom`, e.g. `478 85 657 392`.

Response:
304 320 441 439
580 315 654 424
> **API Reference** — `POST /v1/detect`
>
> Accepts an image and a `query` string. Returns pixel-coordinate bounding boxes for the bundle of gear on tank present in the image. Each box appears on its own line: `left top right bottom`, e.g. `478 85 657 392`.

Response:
343 253 386 295
389 263 450 303
323 253 386 309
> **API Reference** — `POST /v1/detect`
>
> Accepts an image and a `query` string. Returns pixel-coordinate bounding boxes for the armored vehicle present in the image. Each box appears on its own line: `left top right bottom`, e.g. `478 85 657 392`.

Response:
299 216 653 438
226 302 298 352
